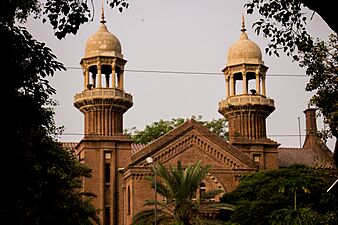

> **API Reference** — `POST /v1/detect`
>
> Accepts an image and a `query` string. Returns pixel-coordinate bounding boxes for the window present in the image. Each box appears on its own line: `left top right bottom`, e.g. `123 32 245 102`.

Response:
105 163 110 183
199 182 206 199
104 185 111 205
127 186 131 215
253 154 260 163
105 152 111 159
105 207 110 225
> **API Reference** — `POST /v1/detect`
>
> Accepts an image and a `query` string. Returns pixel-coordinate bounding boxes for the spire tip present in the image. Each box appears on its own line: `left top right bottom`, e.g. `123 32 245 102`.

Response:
101 0 106 24
241 13 246 32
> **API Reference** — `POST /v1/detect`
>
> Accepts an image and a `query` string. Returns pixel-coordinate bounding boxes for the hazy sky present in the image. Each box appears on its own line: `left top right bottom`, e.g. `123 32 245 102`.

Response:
26 0 335 150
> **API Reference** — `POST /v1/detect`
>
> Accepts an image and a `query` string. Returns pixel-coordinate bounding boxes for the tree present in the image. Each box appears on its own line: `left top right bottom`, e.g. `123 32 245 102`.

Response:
245 0 338 166
220 165 338 225
109 1 336 33
269 207 322 225
132 160 234 225
1 1 99 224
108 0 333 36
124 116 228 144
245 0 336 57
299 34 338 160
125 118 186 144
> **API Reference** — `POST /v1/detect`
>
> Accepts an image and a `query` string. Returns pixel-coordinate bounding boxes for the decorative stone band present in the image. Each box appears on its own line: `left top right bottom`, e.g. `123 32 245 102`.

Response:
218 94 274 108
218 95 275 142
74 88 132 102
74 88 133 114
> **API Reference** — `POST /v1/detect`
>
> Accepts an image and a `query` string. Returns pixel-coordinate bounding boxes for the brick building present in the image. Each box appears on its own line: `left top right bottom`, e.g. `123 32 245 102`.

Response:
64 13 334 225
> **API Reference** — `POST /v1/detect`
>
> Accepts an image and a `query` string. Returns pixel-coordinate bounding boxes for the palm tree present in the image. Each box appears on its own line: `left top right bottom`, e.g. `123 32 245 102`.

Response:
132 160 234 225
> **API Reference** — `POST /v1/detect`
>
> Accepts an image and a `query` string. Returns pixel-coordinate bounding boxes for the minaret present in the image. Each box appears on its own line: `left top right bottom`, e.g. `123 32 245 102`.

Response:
74 6 132 225
75 8 132 136
218 16 278 169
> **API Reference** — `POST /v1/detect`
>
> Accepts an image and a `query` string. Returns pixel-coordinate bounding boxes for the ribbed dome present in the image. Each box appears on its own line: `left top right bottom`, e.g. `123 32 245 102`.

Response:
226 31 264 66
84 22 122 58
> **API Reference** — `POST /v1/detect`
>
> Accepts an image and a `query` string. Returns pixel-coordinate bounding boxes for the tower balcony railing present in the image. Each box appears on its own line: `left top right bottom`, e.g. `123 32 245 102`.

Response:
74 88 133 102
219 94 274 108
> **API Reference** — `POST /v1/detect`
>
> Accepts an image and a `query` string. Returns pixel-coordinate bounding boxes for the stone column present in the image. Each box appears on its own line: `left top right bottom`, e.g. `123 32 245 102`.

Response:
262 74 266 96
118 66 124 89
230 74 235 96
84 67 89 90
225 76 230 98
112 62 116 88
97 63 102 88
255 72 260 94
242 71 248 94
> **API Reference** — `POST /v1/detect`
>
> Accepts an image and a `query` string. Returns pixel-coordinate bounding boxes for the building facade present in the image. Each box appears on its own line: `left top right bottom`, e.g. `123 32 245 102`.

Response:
65 13 334 225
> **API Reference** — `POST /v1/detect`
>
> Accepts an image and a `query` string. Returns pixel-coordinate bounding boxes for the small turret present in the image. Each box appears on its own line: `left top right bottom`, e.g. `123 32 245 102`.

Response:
218 15 278 170
74 6 133 136
218 15 274 143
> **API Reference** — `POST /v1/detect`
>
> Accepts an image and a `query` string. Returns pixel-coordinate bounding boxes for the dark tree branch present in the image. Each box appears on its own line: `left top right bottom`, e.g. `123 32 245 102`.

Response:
297 0 337 33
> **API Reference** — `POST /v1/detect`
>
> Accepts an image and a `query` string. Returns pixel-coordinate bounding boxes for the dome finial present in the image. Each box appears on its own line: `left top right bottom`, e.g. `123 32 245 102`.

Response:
241 13 246 32
101 0 106 24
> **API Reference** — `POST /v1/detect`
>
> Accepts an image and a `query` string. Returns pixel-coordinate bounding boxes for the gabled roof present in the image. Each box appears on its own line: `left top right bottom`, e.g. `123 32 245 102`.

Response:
131 143 147 154
62 142 78 151
279 108 335 169
129 119 257 170
278 138 334 168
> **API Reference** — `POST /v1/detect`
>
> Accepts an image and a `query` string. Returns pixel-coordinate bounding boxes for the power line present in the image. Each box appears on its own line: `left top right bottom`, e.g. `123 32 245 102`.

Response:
64 66 307 77
126 69 221 76
59 132 309 137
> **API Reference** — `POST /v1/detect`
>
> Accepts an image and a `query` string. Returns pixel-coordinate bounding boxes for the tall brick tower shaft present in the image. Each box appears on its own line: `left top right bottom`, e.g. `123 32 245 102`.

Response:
218 16 278 169
74 6 132 225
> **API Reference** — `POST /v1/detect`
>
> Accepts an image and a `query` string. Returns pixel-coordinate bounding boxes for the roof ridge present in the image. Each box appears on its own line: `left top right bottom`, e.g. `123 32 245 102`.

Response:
279 147 303 150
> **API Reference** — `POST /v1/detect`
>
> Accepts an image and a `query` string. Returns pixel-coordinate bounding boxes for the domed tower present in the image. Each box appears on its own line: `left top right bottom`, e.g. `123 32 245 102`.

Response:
218 16 278 169
74 8 132 225
75 12 132 135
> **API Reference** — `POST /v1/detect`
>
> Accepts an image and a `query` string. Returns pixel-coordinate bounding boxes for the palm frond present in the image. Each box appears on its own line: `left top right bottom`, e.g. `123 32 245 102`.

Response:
133 160 226 225
206 202 236 211
143 199 157 206
132 208 156 224
198 218 227 225
201 189 224 201
132 208 174 225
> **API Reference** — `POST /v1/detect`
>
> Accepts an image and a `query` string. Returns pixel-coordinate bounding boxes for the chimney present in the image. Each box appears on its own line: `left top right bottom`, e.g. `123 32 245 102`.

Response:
304 108 317 135
302 108 318 148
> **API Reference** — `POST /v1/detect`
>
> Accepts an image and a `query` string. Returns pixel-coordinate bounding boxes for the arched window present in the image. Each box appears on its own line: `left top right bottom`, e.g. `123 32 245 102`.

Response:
102 64 112 88
88 65 97 88
199 182 206 199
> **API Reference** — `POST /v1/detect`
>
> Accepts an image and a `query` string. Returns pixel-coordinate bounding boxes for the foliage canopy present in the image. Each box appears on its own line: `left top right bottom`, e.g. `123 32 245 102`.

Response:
1 1 99 224
221 165 338 225
245 0 338 165
125 116 228 144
